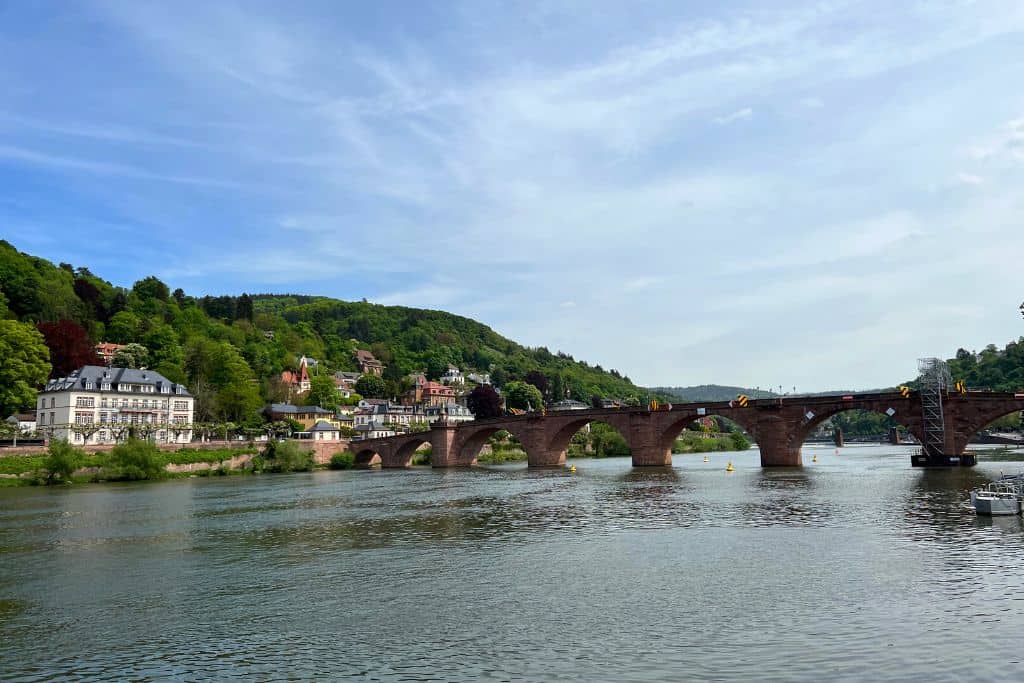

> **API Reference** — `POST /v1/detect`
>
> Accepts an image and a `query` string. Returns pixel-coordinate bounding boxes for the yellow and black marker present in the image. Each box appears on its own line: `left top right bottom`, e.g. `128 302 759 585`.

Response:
954 380 967 395
736 394 749 408
649 399 659 411
899 385 910 399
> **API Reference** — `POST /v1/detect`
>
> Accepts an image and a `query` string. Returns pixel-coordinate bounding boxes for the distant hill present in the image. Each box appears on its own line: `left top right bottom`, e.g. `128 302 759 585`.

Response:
652 385 777 403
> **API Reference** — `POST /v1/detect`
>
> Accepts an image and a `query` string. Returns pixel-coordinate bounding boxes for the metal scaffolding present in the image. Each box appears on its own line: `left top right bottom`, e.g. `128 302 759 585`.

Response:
917 357 951 457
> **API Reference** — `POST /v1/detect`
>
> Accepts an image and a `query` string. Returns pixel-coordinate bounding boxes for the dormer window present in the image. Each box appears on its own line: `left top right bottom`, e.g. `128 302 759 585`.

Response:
102 382 111 391
85 382 94 390
161 385 170 394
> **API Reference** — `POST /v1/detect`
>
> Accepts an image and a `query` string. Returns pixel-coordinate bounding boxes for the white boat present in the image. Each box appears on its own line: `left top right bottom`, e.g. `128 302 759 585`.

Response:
970 488 1022 516
970 475 1024 516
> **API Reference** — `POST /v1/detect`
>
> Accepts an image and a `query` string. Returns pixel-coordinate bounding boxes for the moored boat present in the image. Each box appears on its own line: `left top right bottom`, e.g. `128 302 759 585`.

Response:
970 488 1022 516
970 474 1024 516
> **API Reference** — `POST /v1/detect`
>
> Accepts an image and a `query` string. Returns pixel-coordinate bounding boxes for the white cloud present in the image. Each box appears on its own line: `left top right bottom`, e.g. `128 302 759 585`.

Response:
714 107 753 125
957 172 984 185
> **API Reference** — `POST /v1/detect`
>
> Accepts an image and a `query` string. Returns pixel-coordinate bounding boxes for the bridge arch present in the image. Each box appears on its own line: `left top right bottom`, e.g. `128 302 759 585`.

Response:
546 416 633 464
953 405 1024 455
453 422 540 467
354 448 382 467
656 411 759 461
790 406 923 450
392 434 432 467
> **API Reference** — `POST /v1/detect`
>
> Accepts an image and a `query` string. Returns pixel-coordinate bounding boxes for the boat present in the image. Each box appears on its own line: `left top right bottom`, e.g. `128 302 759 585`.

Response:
970 474 1024 516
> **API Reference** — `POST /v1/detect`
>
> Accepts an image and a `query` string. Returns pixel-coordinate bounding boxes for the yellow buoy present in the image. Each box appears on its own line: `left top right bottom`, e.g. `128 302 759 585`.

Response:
703 455 709 463
726 462 734 472
569 464 576 473
812 454 818 463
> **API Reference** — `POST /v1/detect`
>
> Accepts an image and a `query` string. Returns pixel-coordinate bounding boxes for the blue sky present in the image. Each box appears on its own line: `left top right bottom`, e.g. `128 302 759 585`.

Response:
2 1 1023 391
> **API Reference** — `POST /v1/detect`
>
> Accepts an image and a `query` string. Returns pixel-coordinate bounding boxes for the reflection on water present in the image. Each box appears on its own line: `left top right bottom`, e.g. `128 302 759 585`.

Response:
2 445 1024 681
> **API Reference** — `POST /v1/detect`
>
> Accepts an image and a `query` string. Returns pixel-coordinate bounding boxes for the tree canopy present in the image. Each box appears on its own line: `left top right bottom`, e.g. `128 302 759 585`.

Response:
504 381 544 411
0 319 51 416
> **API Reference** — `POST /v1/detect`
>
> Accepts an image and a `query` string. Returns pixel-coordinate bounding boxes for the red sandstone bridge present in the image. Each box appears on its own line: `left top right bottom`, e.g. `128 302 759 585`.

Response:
353 390 1024 469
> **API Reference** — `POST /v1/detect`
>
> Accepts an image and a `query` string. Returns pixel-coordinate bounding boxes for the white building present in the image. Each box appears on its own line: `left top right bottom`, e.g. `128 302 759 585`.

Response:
310 420 341 441
5 411 37 435
441 364 465 385
425 403 475 424
549 399 590 411
467 372 491 385
37 366 194 445
354 421 396 440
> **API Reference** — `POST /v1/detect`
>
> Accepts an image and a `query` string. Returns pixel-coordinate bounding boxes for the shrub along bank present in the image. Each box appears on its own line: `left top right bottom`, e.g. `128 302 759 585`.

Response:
0 438 328 486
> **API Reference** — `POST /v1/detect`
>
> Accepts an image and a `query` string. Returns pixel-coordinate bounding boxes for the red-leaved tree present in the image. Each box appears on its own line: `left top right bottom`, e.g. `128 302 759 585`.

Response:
37 320 100 378
467 385 503 419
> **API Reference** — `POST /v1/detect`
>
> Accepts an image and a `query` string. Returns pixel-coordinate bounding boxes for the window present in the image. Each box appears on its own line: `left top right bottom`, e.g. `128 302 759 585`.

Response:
142 400 149 409
132 400 139 409
50 398 55 408
50 412 55 425
85 382 94 390
102 382 111 391
76 397 95 408
174 400 189 412
172 416 187 425
75 413 92 425
118 384 130 392
101 398 108 408
141 385 154 393
161 385 170 394
100 413 109 423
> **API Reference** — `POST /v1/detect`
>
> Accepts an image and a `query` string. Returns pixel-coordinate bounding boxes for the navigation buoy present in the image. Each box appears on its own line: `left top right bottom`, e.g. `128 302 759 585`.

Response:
703 454 709 463
726 462 734 472
812 454 818 463
570 464 576 473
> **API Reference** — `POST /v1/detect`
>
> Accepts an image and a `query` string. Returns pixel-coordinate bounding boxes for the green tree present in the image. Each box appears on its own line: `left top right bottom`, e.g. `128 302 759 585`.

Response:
107 310 142 343
109 439 166 481
504 381 544 411
306 374 340 411
356 374 389 399
236 293 254 321
0 320 51 416
44 440 83 484
132 275 170 302
112 343 150 369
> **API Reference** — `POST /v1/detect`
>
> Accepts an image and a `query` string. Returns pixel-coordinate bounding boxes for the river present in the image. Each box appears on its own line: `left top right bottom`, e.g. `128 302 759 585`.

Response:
2 444 1023 681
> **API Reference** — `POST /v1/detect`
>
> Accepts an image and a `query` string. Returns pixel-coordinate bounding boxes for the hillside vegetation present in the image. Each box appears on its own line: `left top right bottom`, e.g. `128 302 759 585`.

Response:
0 240 645 421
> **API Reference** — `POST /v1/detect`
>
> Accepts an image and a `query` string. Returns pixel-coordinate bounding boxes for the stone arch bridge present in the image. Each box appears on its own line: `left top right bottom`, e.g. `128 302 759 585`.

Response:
352 391 1024 469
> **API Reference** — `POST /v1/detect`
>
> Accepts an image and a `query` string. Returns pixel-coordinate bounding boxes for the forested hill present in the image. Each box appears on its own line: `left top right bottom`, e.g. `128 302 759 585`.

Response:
0 240 645 420
944 340 1024 391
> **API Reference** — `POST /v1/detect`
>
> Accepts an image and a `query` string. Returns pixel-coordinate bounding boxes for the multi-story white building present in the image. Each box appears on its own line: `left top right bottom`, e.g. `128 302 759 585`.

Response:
37 366 194 445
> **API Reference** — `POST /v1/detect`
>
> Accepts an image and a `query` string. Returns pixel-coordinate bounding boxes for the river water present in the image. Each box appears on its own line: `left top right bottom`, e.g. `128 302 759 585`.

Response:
2 444 1024 681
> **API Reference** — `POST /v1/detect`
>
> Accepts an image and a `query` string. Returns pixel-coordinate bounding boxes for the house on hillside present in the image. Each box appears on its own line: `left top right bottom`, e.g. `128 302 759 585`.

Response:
265 403 333 429
467 372 491 385
281 357 312 395
424 403 474 424
354 421 396 440
355 349 384 376
94 342 127 365
441 364 464 385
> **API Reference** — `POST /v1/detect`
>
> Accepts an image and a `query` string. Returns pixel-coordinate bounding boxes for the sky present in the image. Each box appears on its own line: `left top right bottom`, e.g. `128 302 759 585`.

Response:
1 1 1023 391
